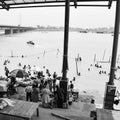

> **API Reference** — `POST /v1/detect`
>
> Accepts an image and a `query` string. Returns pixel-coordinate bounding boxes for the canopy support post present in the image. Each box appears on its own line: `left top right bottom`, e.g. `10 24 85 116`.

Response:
60 0 70 107
104 0 120 110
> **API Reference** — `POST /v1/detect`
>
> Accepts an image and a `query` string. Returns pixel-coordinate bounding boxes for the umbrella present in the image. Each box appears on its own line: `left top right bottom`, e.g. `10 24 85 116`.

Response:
9 69 29 78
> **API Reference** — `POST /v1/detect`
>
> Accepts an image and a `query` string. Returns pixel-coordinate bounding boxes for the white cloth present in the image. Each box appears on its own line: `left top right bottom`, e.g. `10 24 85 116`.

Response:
0 81 8 92
42 88 51 104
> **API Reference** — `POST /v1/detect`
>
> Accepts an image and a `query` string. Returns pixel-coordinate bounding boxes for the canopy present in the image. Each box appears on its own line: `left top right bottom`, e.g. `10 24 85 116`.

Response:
0 0 116 10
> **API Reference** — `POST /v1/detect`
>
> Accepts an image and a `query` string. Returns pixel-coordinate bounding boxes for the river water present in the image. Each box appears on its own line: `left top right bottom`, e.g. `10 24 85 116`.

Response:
0 31 120 106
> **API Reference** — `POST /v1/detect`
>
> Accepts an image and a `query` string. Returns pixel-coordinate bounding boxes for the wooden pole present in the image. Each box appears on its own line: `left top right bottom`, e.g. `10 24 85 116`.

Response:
102 50 106 61
75 58 79 75
94 54 96 62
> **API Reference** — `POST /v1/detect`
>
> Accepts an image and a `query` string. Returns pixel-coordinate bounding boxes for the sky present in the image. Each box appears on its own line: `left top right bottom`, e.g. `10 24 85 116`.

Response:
0 2 116 28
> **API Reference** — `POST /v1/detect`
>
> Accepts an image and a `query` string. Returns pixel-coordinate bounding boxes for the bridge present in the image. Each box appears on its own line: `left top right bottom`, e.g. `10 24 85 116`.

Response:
0 25 36 34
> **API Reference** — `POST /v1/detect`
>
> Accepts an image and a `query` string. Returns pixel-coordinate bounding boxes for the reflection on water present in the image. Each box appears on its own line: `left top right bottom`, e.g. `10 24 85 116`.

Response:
1 31 120 105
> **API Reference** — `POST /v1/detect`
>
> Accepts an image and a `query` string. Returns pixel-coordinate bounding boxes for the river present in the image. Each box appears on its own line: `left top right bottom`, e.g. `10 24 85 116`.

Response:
0 31 120 106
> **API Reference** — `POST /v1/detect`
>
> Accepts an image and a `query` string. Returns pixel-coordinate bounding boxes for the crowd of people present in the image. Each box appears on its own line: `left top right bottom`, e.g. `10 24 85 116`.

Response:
2 63 76 109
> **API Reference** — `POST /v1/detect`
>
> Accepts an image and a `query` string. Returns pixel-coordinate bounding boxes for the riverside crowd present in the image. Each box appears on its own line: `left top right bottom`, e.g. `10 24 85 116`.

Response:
1 64 75 109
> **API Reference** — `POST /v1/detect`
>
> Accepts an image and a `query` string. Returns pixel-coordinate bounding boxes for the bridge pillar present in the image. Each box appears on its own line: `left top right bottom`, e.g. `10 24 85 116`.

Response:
22 29 26 32
20 29 24 32
13 29 19 33
4 26 34 35
5 29 13 34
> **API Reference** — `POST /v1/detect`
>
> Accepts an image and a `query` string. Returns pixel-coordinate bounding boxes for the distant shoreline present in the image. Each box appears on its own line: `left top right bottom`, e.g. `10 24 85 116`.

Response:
36 26 114 34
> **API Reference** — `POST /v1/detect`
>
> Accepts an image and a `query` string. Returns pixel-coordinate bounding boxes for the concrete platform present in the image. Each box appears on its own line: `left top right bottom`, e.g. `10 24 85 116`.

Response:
96 108 120 120
32 101 95 120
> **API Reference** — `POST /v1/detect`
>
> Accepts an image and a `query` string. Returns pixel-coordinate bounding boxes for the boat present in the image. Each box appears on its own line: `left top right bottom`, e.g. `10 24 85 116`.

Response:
27 41 35 45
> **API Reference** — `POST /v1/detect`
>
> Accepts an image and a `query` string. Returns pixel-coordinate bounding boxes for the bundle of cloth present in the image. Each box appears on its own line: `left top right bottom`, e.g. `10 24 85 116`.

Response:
0 80 9 92
0 98 15 110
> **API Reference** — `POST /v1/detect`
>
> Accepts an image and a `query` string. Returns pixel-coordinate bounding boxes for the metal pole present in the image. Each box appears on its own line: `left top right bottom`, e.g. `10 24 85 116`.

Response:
60 0 70 105
108 0 120 85
62 0 70 80
104 0 120 109
62 0 70 79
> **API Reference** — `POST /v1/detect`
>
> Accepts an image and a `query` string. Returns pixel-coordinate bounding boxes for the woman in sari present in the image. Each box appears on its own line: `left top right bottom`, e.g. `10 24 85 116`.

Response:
42 84 52 108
